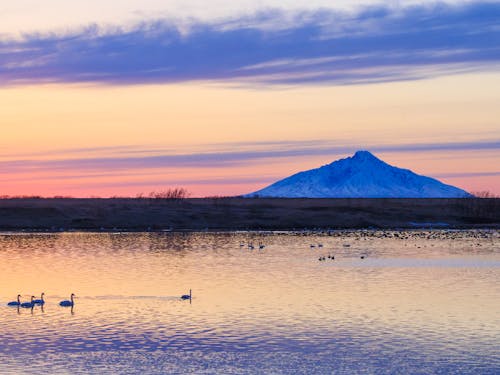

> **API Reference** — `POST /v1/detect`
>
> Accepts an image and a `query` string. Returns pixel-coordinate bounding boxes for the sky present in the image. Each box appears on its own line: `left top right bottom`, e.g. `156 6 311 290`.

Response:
0 0 499 197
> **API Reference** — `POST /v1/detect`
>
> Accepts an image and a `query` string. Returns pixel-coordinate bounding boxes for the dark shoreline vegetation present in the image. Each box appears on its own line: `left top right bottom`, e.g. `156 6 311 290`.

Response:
0 198 498 231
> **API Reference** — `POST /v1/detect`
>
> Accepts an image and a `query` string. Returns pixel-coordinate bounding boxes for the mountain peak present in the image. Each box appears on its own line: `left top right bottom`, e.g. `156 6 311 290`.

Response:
246 151 472 198
352 150 375 158
350 150 381 164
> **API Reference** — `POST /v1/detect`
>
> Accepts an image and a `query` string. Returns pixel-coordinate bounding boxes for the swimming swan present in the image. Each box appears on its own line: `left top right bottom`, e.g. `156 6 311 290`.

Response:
33 292 45 305
20 296 35 308
181 289 192 300
7 294 21 306
59 293 75 307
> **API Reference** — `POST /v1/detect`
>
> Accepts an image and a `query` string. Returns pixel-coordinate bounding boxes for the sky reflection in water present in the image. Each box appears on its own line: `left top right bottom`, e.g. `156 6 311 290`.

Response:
0 231 499 374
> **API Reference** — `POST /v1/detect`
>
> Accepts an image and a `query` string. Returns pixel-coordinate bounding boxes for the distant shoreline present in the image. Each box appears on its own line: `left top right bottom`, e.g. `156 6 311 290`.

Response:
0 198 498 231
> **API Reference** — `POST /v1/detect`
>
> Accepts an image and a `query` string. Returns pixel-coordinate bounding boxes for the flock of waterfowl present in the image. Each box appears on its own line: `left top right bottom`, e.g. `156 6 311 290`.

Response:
240 241 265 249
7 291 192 309
320 255 365 261
7 293 74 308
240 240 368 261
315 244 367 261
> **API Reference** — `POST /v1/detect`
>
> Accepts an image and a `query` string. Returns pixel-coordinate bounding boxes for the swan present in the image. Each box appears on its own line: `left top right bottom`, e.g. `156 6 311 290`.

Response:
33 292 45 305
59 293 75 307
181 289 192 300
7 294 21 306
20 296 35 308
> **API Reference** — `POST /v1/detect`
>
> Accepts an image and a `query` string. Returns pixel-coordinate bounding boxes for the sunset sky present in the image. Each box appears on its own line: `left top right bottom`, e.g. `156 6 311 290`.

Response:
1 0 499 197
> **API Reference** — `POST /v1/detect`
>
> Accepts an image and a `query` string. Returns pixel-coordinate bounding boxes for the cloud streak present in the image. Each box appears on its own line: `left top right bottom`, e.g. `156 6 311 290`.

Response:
1 139 498 174
1 2 499 86
434 171 500 178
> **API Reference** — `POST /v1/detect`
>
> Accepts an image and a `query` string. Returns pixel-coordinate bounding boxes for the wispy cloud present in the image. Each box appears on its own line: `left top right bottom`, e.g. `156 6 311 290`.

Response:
1 139 498 174
434 171 500 178
1 2 499 86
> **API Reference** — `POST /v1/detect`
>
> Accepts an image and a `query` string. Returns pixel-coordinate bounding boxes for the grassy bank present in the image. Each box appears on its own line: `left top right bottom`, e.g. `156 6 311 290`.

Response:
0 198 498 231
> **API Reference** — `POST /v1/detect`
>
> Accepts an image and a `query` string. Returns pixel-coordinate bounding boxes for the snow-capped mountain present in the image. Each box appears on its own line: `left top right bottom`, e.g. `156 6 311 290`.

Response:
246 151 471 198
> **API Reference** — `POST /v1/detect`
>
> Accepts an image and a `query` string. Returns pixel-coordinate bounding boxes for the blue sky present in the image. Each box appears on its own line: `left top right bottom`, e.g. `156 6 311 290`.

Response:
2 2 500 86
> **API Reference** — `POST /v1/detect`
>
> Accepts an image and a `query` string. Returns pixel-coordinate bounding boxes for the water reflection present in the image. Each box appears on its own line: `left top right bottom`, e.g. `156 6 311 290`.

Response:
0 230 498 374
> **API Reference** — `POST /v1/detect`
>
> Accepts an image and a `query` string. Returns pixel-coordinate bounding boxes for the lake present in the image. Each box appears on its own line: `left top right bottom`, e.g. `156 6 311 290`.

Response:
0 231 499 374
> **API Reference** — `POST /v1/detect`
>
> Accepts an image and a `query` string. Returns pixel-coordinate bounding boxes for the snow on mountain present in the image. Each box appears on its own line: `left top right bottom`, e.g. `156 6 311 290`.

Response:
245 151 471 198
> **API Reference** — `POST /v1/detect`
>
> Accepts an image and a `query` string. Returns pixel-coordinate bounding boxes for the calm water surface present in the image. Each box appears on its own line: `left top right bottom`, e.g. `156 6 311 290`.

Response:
0 230 499 374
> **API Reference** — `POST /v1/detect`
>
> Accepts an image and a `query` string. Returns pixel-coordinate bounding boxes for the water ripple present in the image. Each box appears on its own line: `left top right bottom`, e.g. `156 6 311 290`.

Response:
0 230 498 374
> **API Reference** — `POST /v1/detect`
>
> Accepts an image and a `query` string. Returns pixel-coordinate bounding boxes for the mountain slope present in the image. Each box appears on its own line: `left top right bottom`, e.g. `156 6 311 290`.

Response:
246 151 471 198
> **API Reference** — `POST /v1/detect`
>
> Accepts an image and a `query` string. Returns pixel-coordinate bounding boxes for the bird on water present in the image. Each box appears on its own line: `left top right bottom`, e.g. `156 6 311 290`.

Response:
181 289 192 300
33 292 45 305
7 294 21 306
20 296 36 308
59 293 75 307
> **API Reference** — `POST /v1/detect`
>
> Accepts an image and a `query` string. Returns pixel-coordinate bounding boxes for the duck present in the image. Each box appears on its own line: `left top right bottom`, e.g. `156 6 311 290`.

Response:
259 242 265 249
20 296 36 308
33 292 45 305
59 293 75 307
7 294 21 306
181 289 192 300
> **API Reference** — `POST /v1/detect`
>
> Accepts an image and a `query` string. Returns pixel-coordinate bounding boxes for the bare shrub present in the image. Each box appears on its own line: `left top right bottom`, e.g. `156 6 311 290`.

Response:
148 188 190 200
471 191 499 198
0 195 43 199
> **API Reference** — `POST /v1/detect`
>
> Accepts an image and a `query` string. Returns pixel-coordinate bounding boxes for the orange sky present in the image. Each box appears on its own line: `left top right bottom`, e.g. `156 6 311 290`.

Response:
0 71 498 197
0 74 500 196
